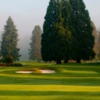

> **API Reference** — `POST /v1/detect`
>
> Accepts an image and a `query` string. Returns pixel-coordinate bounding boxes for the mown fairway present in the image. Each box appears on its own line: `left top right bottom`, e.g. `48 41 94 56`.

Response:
0 62 100 100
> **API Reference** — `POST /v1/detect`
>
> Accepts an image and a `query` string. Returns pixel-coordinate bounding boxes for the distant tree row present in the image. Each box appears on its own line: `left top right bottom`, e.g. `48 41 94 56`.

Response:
41 0 95 64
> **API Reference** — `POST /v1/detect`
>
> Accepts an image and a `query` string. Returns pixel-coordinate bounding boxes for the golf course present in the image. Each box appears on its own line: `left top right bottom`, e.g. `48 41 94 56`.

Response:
0 62 100 100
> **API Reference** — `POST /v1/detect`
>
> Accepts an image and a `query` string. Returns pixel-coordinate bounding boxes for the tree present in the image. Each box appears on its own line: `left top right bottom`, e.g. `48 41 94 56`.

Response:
41 0 72 64
1 16 20 62
62 0 73 63
42 0 95 64
70 0 95 63
41 0 60 63
29 25 42 61
98 32 100 60
91 22 99 60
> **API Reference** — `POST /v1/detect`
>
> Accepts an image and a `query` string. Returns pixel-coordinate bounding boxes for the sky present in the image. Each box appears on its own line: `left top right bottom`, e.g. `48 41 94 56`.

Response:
0 0 100 60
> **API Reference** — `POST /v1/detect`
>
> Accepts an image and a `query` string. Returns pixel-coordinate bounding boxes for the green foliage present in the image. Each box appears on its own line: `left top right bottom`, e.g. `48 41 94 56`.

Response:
41 0 72 64
29 25 42 61
70 0 95 62
42 0 59 62
1 16 20 61
42 0 95 63
4 56 13 64
13 63 23 66
98 32 100 60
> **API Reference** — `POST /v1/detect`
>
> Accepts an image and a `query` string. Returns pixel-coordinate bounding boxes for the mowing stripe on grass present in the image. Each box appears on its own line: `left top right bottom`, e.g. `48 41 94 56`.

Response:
0 73 100 79
0 85 100 92
0 91 100 96
0 95 100 100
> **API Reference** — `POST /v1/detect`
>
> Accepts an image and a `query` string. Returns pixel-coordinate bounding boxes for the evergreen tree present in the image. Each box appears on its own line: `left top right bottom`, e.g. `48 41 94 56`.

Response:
42 0 95 63
70 0 95 63
41 0 59 63
1 16 20 62
41 0 72 64
92 22 99 60
29 25 42 61
62 0 73 63
52 0 71 64
98 32 100 60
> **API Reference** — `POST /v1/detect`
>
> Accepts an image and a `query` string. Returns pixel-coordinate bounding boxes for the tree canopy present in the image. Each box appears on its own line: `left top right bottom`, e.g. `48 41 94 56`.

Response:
41 0 95 64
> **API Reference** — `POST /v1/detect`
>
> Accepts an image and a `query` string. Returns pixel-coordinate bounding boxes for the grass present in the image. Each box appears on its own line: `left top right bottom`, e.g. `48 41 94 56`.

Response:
0 85 100 92
0 62 100 99
0 95 99 100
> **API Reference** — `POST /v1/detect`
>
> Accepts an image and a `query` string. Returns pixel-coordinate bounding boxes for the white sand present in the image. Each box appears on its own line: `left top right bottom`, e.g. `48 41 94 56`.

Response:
16 69 56 74
40 69 56 74
16 71 32 74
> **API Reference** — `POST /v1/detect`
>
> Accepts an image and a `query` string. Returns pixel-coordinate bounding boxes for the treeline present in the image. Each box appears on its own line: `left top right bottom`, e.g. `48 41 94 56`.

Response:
41 0 99 64
0 0 100 64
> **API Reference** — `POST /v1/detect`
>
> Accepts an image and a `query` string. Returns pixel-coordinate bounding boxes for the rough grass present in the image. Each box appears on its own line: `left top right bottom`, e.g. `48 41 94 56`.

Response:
0 62 100 100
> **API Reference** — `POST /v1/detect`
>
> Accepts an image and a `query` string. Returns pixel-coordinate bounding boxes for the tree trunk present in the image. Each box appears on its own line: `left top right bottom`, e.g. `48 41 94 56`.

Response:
56 60 61 64
76 58 81 63
64 59 68 63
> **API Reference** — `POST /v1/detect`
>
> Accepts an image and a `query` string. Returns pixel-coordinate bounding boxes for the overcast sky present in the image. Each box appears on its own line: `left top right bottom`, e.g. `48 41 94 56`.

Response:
0 0 100 60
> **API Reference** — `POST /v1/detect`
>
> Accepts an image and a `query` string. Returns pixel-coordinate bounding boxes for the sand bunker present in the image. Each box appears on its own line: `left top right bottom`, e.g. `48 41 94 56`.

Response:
16 71 33 74
40 69 56 74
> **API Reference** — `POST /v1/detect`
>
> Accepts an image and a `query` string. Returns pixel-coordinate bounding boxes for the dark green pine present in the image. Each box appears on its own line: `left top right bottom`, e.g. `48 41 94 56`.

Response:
41 0 60 63
41 0 72 64
62 0 73 63
70 0 95 63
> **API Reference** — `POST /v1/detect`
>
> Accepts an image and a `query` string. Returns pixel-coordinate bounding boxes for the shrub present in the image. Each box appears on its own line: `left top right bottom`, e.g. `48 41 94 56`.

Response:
4 56 14 64
13 63 23 66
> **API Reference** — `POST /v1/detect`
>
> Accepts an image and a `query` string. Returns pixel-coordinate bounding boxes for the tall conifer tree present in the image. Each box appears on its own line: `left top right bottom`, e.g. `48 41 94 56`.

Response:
62 0 73 63
1 16 20 61
41 0 59 63
29 25 42 61
98 32 100 60
70 0 95 63
41 0 72 64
